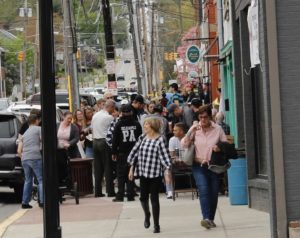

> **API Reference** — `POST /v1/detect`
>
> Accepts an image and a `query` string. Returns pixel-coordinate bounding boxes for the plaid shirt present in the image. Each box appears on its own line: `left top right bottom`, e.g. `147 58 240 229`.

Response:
128 135 172 178
106 118 119 148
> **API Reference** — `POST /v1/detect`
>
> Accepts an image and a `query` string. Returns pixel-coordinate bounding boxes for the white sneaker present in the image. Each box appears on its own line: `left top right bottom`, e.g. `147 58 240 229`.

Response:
166 191 173 199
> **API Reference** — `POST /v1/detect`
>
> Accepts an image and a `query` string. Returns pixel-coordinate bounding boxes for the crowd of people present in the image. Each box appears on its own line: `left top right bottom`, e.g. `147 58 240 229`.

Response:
17 82 231 233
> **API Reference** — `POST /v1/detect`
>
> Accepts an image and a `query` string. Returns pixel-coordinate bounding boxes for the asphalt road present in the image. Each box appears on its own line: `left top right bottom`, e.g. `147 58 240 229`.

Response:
0 187 21 223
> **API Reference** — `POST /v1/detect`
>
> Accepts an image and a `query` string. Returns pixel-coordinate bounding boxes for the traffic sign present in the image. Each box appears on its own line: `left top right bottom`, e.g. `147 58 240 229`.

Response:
105 60 115 74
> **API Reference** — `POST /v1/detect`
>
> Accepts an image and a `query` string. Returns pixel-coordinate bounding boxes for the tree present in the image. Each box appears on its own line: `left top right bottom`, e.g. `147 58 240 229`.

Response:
0 36 34 95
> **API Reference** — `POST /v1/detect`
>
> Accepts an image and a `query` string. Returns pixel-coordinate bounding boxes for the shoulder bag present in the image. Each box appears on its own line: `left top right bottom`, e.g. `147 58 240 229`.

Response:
181 135 195 166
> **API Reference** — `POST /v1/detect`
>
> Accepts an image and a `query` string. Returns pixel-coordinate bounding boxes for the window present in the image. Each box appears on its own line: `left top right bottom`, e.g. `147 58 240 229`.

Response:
0 100 9 110
56 94 69 104
0 117 15 138
252 67 268 177
117 76 125 81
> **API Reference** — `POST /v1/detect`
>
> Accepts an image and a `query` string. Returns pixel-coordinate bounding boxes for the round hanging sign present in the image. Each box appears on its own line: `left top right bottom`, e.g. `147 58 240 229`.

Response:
186 45 201 64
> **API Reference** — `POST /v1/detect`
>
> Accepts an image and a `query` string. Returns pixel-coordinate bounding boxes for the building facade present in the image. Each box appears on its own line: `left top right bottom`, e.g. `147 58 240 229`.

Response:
228 0 300 237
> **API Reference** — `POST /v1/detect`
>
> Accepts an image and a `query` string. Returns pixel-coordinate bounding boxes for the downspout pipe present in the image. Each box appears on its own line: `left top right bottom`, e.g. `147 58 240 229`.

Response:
217 0 225 113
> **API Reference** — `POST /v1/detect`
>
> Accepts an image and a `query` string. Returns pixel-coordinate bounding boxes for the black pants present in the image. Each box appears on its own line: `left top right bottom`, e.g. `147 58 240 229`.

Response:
56 149 68 184
93 139 115 196
116 153 134 199
140 177 161 205
140 176 161 227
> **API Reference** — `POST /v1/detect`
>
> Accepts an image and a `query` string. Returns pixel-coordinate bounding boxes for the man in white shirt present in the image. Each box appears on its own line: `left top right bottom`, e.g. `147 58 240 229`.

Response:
92 99 116 197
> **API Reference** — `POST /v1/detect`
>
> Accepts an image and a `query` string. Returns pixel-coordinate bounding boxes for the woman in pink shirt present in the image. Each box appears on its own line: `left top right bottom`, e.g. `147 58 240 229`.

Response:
182 105 227 229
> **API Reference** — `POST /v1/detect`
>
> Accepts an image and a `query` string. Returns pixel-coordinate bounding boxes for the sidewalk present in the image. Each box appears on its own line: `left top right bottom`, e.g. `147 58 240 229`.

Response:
2 194 271 238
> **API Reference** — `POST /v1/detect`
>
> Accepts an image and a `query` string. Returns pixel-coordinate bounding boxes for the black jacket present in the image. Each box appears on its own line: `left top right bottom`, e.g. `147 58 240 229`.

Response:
111 116 142 155
210 141 238 166
57 123 80 158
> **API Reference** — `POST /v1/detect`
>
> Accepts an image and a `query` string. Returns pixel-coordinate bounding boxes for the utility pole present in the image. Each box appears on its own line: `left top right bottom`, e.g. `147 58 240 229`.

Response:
101 0 117 95
63 0 80 112
134 1 147 95
0 51 3 98
149 2 155 93
216 0 225 113
141 0 151 94
22 0 28 100
127 0 142 94
33 0 39 93
39 0 62 237
175 0 183 34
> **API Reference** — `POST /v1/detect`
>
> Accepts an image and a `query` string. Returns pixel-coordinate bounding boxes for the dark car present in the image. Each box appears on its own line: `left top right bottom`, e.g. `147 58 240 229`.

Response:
0 112 24 201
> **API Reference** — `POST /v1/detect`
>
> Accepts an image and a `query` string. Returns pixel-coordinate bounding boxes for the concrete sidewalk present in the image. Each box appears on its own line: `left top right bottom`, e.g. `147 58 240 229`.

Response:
2 194 271 238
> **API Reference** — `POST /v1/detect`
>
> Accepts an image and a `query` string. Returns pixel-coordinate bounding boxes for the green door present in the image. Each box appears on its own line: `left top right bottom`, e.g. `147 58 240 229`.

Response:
224 55 237 144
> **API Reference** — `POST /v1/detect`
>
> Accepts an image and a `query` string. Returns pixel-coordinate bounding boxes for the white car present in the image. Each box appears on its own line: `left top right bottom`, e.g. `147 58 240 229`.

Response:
7 103 63 123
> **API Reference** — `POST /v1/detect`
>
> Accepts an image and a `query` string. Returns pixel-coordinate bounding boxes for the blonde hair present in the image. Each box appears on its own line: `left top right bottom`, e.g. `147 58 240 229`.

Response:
144 117 161 134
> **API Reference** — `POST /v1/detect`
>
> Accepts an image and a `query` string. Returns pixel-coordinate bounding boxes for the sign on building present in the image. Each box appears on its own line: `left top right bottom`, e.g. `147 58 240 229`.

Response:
247 0 261 68
186 45 201 64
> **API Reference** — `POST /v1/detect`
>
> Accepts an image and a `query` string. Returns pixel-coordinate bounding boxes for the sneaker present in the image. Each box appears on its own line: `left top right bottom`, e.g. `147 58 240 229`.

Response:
21 204 33 209
112 198 124 202
95 193 105 198
201 219 212 229
166 191 173 199
127 197 135 202
209 220 216 228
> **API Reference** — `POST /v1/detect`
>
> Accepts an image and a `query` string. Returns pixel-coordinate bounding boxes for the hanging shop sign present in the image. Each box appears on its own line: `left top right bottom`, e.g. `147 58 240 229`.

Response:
186 45 201 64
247 0 260 68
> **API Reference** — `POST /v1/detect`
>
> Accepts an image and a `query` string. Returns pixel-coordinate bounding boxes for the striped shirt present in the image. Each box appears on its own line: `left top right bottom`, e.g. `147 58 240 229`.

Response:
106 117 119 148
128 135 172 178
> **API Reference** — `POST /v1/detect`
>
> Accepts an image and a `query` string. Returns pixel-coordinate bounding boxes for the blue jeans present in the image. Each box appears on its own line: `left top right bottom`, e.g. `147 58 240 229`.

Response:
85 146 94 158
22 159 43 204
192 163 219 220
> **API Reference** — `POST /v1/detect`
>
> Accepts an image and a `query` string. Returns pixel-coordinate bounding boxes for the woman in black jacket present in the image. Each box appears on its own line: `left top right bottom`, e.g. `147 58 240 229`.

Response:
57 111 80 183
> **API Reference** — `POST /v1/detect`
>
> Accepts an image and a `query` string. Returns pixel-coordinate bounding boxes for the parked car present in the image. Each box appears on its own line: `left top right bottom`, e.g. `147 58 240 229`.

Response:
0 112 24 201
7 103 63 123
27 91 96 111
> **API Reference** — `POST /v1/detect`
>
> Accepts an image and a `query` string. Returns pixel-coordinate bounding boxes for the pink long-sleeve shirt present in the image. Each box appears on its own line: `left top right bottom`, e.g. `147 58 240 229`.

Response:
182 122 227 164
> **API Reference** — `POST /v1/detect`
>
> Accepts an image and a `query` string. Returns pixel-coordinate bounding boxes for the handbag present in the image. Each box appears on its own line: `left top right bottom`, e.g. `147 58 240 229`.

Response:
208 160 231 174
182 143 195 166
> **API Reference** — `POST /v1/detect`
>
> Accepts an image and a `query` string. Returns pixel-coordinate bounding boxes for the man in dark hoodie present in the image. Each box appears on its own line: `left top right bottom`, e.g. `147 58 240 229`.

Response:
130 94 145 122
111 104 143 202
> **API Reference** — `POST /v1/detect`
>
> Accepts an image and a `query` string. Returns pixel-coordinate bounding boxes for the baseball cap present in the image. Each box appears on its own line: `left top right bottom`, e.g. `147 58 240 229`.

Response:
134 95 144 104
190 98 201 107
120 104 132 113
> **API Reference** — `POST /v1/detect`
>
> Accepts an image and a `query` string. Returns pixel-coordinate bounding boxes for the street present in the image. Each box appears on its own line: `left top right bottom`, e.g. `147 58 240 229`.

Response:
0 188 21 224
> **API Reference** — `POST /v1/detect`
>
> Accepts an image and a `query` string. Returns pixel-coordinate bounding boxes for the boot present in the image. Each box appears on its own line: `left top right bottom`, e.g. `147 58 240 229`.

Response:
140 201 151 229
152 201 160 233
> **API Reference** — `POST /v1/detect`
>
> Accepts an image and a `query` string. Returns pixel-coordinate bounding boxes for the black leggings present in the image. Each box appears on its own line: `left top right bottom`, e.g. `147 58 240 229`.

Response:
140 176 161 204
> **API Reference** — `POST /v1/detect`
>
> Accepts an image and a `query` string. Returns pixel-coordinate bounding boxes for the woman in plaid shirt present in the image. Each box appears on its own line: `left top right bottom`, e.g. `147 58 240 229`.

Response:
128 117 171 233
